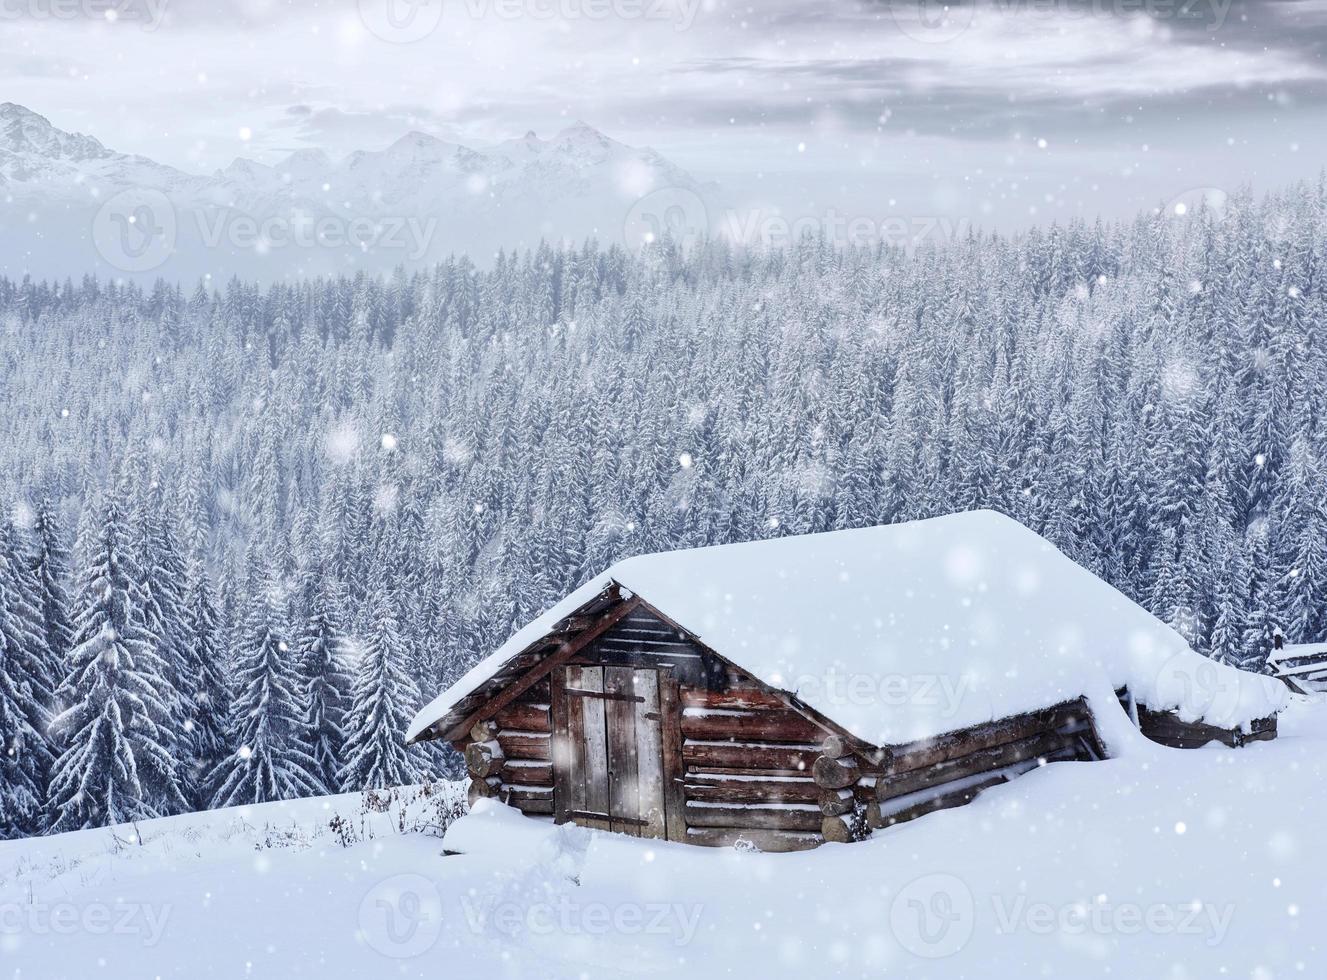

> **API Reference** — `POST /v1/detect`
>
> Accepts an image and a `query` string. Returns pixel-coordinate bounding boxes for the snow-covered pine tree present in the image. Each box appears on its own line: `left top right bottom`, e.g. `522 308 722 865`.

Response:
179 562 230 808
30 496 74 675
294 567 353 794
48 501 189 832
338 582 423 792
211 581 322 807
0 523 56 836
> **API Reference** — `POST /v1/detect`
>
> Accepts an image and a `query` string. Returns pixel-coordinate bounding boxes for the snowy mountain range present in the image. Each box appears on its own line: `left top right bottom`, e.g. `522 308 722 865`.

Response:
0 103 711 282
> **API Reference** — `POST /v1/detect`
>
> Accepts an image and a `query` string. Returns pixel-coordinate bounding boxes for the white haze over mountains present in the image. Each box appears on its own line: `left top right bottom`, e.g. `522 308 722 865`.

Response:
0 102 712 282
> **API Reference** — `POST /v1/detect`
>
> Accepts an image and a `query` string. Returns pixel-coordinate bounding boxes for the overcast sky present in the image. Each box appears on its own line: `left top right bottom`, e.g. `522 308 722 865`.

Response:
4 0 1326 231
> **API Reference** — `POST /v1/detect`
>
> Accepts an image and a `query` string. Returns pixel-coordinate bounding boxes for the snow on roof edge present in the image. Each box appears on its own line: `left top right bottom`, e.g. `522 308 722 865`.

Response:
407 512 1289 746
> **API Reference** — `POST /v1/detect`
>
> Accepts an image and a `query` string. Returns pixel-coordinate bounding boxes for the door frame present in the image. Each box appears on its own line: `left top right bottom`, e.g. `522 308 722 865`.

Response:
551 663 678 840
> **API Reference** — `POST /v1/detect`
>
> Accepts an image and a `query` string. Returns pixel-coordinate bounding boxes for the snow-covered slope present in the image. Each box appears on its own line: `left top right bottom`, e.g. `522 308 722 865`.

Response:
410 511 1288 747
0 103 709 281
4 701 1325 979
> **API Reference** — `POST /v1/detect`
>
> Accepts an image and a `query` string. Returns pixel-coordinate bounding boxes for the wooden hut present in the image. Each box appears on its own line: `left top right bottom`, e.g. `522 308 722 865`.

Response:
408 511 1285 851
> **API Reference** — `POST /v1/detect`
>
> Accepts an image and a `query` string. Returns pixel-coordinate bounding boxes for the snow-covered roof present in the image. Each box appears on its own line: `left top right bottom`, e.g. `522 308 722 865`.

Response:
407 511 1287 746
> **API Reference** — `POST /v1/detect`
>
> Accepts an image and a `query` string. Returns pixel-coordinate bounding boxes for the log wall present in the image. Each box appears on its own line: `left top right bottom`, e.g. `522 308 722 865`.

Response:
461 675 556 816
678 673 829 851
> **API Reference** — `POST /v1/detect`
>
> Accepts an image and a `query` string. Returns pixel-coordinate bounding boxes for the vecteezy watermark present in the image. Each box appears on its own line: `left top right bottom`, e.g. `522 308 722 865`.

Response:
93 189 177 273
788 669 973 717
1151 650 1283 723
717 208 970 251
193 210 439 261
884 0 977 44
888 876 1237 960
0 0 169 29
0 900 172 947
623 186 711 252
990 895 1235 946
461 896 704 946
1160 186 1229 222
357 0 702 43
92 191 439 272
358 874 444 959
890 874 976 958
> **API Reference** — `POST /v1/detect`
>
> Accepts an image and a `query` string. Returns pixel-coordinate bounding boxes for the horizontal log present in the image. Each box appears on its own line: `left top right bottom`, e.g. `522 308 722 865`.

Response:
683 777 820 805
496 731 551 760
684 804 823 833
821 734 853 760
682 827 823 852
887 700 1091 775
877 772 1009 828
819 788 855 816
685 765 812 779
680 687 790 711
812 754 859 790
494 702 550 733
469 719 499 744
681 709 826 743
465 739 504 778
501 788 554 815
821 813 865 844
878 730 1079 802
467 776 501 808
500 762 553 786
683 742 818 773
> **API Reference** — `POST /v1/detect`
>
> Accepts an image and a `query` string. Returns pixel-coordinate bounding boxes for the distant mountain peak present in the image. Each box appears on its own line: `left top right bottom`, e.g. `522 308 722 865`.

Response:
0 102 109 162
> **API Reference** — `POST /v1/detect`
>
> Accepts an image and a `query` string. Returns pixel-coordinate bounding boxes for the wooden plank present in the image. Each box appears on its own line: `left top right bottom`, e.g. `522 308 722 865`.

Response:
443 596 642 742
497 731 550 761
685 765 812 779
682 828 822 852
683 777 820 806
634 669 667 840
605 666 641 837
684 804 823 833
680 687 789 711
567 686 646 704
659 673 687 843
503 787 555 816
550 665 574 825
494 702 550 732
578 666 611 832
683 742 818 772
500 762 554 786
680 709 826 743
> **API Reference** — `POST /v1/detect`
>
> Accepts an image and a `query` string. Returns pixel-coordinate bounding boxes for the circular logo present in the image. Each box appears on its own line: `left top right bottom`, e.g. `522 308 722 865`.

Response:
889 873 975 959
1162 186 1229 222
92 188 176 273
1154 652 1246 722
357 873 444 958
888 0 976 44
358 0 444 43
623 186 709 252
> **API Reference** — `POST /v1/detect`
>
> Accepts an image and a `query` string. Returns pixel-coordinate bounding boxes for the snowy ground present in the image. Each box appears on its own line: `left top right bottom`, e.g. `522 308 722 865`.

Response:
4 700 1326 980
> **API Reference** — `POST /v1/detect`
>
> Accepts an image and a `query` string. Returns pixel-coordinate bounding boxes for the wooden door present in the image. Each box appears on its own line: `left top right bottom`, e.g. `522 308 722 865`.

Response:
552 665 667 839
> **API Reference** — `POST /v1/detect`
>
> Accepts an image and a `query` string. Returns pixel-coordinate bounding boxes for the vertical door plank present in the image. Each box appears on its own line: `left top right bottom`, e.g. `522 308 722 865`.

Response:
563 666 589 821
579 666 612 831
634 669 666 840
550 666 574 825
659 674 687 843
605 666 641 837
